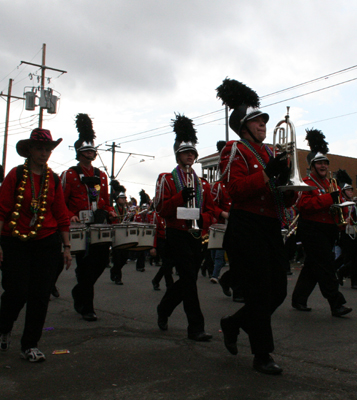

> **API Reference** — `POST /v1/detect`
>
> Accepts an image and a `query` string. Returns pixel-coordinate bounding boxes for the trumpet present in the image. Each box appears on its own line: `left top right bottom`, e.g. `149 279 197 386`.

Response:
186 165 202 235
273 107 315 192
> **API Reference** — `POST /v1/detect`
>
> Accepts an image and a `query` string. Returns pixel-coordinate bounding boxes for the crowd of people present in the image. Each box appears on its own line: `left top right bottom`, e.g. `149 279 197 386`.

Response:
0 80 356 375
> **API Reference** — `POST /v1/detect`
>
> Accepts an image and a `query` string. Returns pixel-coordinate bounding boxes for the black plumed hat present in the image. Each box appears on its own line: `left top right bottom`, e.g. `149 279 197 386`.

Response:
305 128 329 166
216 141 226 153
172 113 198 159
336 169 353 191
216 78 269 136
74 113 97 159
139 189 150 206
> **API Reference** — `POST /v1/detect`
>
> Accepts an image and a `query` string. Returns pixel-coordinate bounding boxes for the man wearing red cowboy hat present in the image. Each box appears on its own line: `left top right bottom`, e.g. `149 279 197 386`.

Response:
0 128 71 362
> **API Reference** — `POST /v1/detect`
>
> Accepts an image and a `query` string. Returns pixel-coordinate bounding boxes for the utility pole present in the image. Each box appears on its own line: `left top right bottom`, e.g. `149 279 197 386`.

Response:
225 105 229 142
20 43 67 128
102 143 155 206
0 79 25 174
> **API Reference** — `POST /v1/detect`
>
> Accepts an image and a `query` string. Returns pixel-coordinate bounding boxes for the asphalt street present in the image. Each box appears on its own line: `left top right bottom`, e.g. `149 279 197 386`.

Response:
1 258 357 400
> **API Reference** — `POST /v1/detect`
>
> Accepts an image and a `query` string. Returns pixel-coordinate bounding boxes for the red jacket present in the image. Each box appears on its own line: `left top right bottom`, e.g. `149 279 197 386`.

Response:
219 140 296 219
297 173 343 225
211 180 232 224
0 166 69 239
61 165 114 219
155 170 215 232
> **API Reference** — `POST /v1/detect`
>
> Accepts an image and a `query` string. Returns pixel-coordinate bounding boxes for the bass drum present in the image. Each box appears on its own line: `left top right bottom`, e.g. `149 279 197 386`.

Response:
130 223 156 251
89 224 113 245
112 223 139 250
207 224 226 250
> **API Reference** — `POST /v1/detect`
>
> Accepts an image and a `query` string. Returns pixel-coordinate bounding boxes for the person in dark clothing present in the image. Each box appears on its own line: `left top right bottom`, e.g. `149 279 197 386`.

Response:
154 114 215 341
216 78 297 375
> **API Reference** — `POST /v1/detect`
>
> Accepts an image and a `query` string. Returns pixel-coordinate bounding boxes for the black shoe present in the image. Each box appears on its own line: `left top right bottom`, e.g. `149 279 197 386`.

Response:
188 332 212 342
82 312 97 321
220 316 238 355
115 280 123 285
219 280 232 297
136 268 145 272
253 355 283 375
157 306 168 331
152 280 160 291
51 286 60 298
331 305 352 317
351 284 357 290
292 302 312 312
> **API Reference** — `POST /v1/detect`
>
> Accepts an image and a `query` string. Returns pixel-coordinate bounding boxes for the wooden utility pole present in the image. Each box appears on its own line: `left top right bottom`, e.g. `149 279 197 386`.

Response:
20 43 67 128
103 143 155 206
0 79 25 175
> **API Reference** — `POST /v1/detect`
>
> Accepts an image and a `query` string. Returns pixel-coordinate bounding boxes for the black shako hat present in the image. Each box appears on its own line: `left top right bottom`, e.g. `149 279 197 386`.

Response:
74 113 97 160
216 78 269 138
172 113 198 160
305 128 329 167
336 169 353 191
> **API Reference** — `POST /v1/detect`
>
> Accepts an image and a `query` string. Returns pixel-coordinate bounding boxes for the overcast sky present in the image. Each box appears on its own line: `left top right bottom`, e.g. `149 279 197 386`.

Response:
1 0 356 199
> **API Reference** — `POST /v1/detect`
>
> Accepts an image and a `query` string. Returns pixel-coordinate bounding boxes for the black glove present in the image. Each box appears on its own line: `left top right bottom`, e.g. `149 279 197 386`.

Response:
182 187 195 202
277 163 291 186
330 191 340 203
264 152 288 179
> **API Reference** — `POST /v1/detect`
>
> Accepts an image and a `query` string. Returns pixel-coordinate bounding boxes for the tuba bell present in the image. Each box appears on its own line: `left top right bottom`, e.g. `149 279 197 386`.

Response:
273 107 316 192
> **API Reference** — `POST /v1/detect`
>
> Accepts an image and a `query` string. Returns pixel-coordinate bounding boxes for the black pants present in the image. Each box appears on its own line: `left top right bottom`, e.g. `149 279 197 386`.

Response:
136 251 146 270
224 210 287 355
72 243 110 314
152 237 174 287
110 249 129 281
292 219 345 310
0 233 61 351
157 228 204 334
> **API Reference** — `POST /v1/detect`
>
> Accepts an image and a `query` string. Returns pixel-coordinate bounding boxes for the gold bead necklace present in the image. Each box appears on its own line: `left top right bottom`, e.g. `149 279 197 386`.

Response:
9 160 50 241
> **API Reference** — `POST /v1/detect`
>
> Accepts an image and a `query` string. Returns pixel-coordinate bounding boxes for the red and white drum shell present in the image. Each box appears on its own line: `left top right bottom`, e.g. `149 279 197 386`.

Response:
112 223 139 250
129 223 156 251
89 224 113 246
69 223 87 254
207 224 226 250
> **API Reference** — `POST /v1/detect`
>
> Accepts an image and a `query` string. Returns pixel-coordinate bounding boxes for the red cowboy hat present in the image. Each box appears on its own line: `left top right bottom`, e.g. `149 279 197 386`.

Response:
16 128 62 158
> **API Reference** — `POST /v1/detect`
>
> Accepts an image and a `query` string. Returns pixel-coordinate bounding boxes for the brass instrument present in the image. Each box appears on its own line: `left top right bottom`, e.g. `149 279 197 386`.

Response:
186 165 202 235
273 107 316 192
328 173 354 227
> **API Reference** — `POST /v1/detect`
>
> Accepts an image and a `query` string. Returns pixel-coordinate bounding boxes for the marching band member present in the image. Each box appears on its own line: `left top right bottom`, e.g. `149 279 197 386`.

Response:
291 129 352 317
61 114 116 322
0 128 71 362
150 208 174 291
209 141 239 298
110 183 129 285
216 78 296 375
133 197 151 272
335 170 357 289
154 113 215 341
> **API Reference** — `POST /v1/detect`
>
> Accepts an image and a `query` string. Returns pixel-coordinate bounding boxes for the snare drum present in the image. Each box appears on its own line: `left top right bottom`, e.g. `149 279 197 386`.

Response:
89 224 113 245
112 223 139 250
130 223 156 251
69 224 87 254
207 224 226 250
